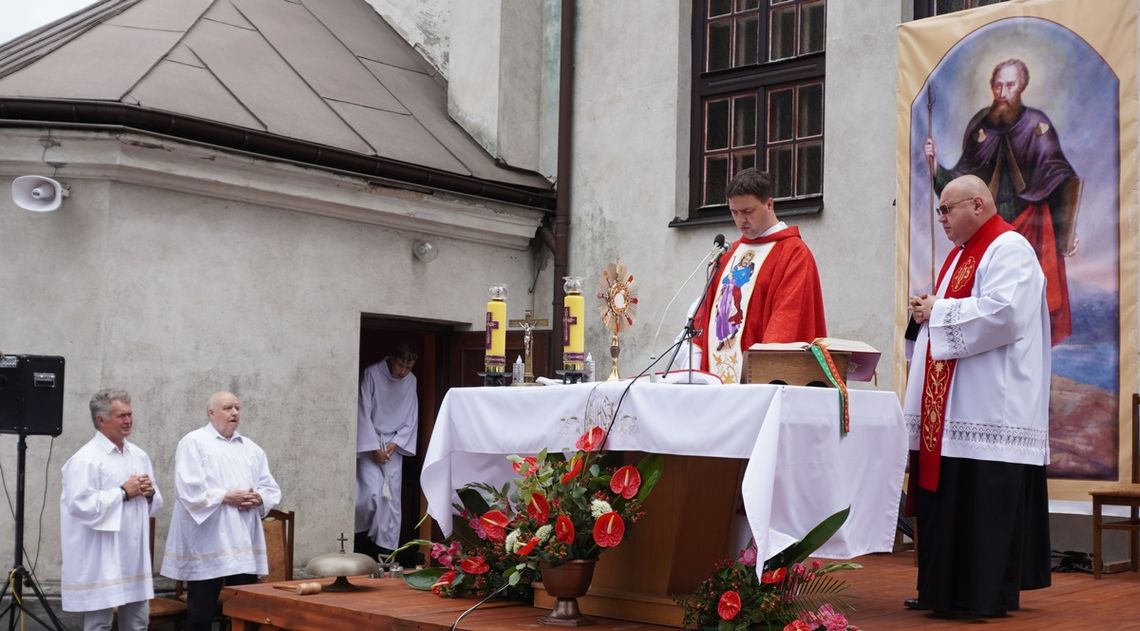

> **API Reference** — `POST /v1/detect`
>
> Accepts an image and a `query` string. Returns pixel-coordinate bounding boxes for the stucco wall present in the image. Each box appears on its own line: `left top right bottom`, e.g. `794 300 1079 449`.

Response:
0 129 544 581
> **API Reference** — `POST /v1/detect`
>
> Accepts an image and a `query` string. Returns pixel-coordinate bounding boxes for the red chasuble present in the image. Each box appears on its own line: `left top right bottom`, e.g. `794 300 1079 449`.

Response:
693 226 827 374
917 214 1014 492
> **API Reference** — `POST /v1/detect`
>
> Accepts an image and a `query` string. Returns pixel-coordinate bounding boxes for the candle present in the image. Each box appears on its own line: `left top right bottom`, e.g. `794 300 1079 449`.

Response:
485 284 507 372
562 276 585 369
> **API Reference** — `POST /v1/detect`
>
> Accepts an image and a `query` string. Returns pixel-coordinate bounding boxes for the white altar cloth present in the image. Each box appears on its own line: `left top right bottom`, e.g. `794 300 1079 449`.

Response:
421 382 907 562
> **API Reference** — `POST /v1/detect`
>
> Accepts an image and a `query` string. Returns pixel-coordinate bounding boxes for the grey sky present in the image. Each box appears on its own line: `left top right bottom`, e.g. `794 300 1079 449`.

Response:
0 0 96 45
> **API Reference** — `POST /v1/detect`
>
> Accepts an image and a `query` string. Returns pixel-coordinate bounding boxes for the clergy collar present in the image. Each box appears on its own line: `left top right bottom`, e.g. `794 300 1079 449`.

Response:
761 221 788 237
740 222 793 244
94 431 130 454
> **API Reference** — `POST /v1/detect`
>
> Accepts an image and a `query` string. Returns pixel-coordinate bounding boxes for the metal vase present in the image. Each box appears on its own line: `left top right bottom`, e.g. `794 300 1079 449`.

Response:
537 559 596 627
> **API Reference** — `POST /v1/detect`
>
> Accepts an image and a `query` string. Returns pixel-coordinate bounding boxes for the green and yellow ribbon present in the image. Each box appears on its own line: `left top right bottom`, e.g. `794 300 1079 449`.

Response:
808 339 849 436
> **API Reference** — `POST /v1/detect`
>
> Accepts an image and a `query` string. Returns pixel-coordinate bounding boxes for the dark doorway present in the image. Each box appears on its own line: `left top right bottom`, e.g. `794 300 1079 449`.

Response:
356 314 454 566
356 314 553 566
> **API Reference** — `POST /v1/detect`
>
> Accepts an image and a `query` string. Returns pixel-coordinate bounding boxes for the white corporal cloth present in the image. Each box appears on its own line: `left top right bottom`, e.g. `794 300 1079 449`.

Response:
421 381 907 562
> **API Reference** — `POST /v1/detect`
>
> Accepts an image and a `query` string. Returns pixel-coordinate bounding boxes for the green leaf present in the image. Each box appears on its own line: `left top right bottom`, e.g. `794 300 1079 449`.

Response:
766 506 850 569
457 487 491 515
509 571 521 586
636 453 665 502
403 567 447 590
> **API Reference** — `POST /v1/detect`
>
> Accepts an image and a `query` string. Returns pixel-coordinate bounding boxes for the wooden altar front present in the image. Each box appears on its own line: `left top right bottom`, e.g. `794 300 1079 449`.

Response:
533 455 741 626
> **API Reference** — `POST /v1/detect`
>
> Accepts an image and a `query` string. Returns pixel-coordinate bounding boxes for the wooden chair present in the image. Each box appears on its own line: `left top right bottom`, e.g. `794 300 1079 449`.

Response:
147 516 188 629
259 508 296 582
1090 392 1140 579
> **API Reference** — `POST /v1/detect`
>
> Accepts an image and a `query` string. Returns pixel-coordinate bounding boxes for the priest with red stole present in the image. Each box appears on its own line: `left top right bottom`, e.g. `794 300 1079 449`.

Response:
903 174 1051 618
692 168 827 384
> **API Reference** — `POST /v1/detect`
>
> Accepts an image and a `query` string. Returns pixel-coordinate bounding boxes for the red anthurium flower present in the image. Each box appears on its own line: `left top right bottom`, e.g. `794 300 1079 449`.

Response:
555 514 575 545
480 510 509 543
528 492 550 525
783 621 813 631
592 512 625 548
576 426 606 452
459 556 490 575
516 536 541 556
761 567 787 584
609 465 641 499
561 455 584 485
431 569 457 594
717 590 742 621
512 456 539 476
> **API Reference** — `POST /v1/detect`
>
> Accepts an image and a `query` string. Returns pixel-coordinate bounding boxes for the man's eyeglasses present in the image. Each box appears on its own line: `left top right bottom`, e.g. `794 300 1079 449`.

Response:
936 197 974 216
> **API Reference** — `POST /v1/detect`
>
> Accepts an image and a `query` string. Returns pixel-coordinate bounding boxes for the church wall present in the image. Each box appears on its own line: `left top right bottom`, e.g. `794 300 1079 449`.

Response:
364 0 451 77
0 129 546 582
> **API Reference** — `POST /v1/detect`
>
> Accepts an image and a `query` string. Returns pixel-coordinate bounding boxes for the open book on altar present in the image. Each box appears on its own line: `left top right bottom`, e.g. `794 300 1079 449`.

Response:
746 338 881 382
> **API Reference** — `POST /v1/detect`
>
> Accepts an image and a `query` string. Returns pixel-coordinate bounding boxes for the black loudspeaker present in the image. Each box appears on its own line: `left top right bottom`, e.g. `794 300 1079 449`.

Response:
0 355 64 436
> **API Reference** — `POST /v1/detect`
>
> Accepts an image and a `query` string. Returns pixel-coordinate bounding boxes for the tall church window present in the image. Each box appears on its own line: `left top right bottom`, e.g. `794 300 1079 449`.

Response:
913 0 1008 18
686 0 826 225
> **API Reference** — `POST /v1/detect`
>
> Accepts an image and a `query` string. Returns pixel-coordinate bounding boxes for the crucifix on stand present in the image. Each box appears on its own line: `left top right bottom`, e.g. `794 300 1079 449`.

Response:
508 310 549 384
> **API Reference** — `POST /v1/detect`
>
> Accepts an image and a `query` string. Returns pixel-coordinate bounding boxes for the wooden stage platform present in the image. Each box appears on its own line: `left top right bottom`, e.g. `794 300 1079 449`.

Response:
223 551 1140 630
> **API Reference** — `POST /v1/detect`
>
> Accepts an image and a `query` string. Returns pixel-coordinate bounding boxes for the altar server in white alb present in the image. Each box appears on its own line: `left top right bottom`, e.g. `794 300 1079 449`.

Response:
355 345 419 558
162 391 281 631
60 389 162 631
904 174 1051 618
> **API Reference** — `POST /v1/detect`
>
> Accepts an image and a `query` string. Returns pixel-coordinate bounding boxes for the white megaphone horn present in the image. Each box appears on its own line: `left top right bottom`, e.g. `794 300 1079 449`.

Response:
12 176 69 212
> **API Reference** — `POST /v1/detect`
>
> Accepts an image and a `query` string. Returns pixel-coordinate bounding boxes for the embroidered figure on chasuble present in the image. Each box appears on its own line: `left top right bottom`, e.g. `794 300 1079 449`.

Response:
708 243 774 383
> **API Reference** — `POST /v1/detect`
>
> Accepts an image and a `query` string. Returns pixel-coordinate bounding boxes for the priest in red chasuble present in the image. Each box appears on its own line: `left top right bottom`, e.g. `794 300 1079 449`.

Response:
903 175 1051 618
692 168 827 384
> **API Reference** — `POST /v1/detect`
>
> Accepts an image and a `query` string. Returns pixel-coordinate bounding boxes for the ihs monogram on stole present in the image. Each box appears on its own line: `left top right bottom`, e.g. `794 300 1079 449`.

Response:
950 256 976 293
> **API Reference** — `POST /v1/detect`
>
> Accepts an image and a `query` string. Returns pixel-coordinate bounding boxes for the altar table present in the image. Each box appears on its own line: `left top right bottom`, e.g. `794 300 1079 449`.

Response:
421 381 908 563
222 578 678 630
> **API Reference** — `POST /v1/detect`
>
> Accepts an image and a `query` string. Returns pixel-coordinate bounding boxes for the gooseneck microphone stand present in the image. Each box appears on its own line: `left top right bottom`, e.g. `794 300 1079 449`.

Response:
667 239 729 383
0 431 67 631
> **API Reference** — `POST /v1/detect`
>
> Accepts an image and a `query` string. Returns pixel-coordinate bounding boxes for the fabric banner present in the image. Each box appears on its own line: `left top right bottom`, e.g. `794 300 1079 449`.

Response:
896 0 1139 503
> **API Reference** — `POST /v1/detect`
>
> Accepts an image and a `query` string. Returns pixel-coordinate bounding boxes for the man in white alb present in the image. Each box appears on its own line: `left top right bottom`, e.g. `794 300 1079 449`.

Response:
61 389 163 631
162 391 281 631
904 174 1051 618
354 345 419 559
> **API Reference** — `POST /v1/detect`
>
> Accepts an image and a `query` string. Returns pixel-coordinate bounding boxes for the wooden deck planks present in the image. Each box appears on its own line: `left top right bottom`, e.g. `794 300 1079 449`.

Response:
225 552 1140 630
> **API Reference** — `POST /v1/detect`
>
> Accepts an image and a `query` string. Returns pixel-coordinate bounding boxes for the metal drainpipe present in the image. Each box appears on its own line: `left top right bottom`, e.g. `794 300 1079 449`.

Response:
549 0 574 377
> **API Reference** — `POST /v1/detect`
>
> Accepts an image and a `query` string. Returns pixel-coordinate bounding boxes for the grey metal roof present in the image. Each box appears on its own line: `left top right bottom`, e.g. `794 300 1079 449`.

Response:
0 0 552 194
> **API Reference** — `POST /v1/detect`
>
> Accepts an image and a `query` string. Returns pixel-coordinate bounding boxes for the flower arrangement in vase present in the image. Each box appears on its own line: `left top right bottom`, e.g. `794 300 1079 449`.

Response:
680 508 862 631
400 425 664 604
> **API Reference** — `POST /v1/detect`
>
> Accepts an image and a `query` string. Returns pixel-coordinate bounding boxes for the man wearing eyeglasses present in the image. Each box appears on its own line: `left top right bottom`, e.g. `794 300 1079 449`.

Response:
691 168 826 384
924 58 1081 345
903 174 1052 619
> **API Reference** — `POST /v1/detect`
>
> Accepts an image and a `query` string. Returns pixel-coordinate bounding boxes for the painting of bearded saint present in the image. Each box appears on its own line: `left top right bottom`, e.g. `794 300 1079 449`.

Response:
909 18 1120 480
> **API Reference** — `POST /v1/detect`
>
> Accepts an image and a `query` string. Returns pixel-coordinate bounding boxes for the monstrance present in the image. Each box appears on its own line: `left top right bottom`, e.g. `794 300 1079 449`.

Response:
596 258 638 380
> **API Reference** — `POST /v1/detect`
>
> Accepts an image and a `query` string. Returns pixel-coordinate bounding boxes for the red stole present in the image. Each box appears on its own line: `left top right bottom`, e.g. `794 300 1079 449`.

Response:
918 215 1013 492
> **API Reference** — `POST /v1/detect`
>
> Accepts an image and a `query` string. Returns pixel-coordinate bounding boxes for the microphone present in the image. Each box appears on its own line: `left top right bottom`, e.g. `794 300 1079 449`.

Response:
711 233 728 258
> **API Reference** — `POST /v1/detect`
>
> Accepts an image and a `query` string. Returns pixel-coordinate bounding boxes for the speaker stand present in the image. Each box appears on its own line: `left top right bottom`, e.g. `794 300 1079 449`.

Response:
0 433 66 631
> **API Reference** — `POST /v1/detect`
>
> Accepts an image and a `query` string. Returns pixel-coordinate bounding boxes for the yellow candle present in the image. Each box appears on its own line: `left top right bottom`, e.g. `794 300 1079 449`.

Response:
563 292 585 367
485 298 506 371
